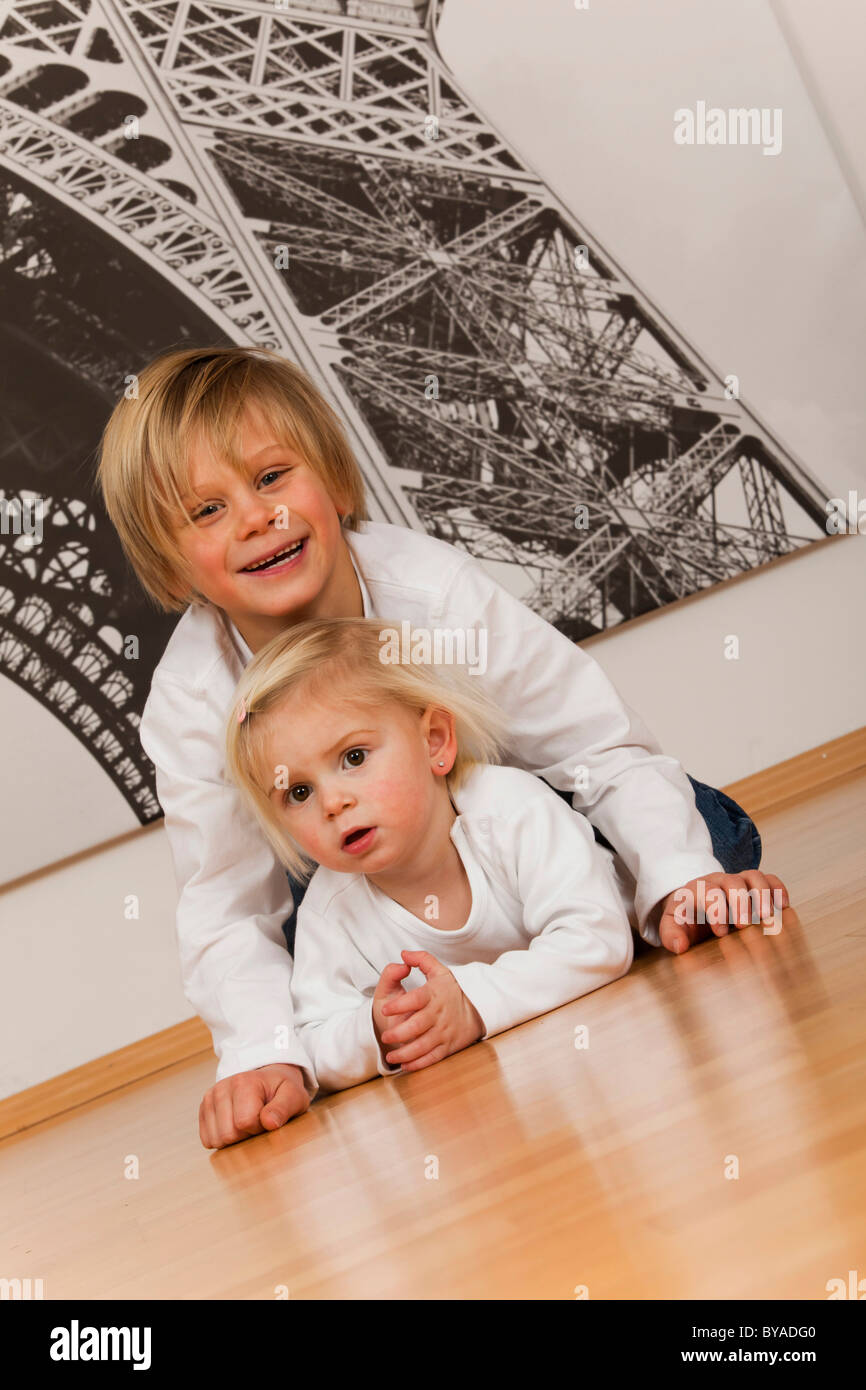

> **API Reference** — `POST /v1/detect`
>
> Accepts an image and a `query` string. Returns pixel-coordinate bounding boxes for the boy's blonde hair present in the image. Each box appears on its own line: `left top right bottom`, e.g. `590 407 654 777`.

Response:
225 617 511 881
95 346 369 612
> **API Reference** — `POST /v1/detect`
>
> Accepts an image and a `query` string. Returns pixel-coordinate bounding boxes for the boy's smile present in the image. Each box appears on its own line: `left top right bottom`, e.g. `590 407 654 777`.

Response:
238 534 308 575
173 404 362 653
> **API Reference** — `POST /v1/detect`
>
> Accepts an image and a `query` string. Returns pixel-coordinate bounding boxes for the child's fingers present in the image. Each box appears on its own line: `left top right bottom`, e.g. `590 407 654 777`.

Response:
658 917 691 955
380 961 410 981
762 872 790 909
375 962 410 996
215 1088 245 1146
400 1043 450 1073
381 983 429 1017
744 870 779 927
260 1076 308 1130
400 948 447 977
385 1023 442 1066
199 1068 308 1149
381 1003 433 1046
198 1097 217 1149
699 884 731 937
727 871 780 927
205 1087 250 1149
721 873 746 927
199 1086 241 1149
657 868 791 956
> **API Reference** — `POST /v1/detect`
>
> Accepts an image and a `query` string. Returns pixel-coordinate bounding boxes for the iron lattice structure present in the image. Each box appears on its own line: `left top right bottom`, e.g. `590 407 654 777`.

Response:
0 0 830 824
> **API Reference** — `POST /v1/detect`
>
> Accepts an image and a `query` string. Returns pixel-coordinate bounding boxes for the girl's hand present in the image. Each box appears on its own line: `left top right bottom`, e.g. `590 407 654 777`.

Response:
372 960 414 1059
378 949 484 1072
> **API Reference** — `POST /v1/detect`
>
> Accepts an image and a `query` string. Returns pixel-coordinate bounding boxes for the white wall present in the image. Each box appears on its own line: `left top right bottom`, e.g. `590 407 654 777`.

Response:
0 824 194 1102
584 534 864 787
436 0 866 493
2 0 864 1100
0 675 139 884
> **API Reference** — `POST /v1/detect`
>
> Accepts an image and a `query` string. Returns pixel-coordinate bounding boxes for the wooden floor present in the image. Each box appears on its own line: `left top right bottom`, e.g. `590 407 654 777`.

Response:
3 770 865 1301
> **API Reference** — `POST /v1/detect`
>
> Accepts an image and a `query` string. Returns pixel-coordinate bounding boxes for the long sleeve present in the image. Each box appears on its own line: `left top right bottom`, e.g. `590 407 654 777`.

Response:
140 672 316 1094
439 557 725 943
448 789 634 1038
289 905 403 1094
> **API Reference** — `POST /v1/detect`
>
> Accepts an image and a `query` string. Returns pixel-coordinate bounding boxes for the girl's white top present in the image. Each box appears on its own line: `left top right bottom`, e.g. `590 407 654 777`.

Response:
292 761 635 1095
140 520 723 1095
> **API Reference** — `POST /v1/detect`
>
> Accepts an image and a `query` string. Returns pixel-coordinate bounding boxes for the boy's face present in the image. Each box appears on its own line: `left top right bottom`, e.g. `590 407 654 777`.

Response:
173 405 357 650
259 688 454 877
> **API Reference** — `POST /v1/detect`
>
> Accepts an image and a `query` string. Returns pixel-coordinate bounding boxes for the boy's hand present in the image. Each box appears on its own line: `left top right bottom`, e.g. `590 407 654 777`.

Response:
655 870 791 954
377 949 485 1073
198 1062 310 1150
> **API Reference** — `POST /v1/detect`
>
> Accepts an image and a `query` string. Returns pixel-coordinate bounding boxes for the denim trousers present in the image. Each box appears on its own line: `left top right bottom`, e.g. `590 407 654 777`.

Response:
279 775 762 955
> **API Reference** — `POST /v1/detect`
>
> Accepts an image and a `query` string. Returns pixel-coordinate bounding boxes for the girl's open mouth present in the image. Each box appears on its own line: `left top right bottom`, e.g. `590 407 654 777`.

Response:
241 537 307 575
341 827 376 855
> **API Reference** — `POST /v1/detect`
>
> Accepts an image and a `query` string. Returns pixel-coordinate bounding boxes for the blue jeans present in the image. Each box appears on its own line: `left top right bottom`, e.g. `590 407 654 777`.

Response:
279 775 761 954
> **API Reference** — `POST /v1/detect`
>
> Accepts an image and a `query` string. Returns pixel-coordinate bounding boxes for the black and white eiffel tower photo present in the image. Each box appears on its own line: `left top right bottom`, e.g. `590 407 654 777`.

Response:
0 0 831 869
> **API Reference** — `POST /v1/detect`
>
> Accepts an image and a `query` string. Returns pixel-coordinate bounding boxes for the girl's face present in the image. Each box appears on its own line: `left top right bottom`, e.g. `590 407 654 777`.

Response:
258 687 456 875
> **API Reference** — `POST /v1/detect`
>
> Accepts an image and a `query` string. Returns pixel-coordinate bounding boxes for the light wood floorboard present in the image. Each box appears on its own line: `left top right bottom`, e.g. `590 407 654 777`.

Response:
2 771 864 1299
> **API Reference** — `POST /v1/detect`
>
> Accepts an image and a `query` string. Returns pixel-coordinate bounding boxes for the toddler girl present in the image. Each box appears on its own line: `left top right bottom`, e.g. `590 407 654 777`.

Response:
225 616 634 1094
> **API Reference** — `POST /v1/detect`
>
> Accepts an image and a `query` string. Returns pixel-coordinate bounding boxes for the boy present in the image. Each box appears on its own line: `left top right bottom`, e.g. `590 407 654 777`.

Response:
97 346 788 1148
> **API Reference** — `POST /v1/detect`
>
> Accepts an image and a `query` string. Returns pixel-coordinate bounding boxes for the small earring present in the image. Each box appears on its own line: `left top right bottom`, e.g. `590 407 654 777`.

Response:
437 760 445 766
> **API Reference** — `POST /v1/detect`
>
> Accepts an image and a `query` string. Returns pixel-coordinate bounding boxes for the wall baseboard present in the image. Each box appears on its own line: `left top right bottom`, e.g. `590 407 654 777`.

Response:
721 725 866 818
2 724 864 1143
0 1018 212 1142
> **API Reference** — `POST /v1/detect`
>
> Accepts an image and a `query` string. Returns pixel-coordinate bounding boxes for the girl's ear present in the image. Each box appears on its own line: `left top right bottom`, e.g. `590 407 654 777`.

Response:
424 705 457 775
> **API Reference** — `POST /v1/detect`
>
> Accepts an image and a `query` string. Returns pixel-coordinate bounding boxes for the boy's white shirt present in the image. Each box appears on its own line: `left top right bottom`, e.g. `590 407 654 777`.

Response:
139 519 724 1094
292 762 635 1095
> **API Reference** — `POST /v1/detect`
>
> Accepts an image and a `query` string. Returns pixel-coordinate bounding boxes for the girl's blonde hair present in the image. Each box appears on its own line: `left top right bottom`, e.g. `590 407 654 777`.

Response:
225 617 511 881
95 346 369 612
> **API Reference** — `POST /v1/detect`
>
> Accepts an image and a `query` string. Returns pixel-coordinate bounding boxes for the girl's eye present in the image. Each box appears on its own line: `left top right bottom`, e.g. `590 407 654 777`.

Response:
260 468 290 487
192 502 218 521
343 748 367 769
284 784 311 806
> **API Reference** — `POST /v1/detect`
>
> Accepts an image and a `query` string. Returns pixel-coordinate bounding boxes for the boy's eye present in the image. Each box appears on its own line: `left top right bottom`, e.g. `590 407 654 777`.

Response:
343 748 367 768
190 468 290 520
285 783 311 806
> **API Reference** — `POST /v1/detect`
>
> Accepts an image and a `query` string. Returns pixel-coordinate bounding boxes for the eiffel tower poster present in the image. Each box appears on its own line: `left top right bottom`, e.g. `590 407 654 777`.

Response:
0 0 832 880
